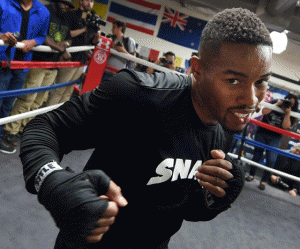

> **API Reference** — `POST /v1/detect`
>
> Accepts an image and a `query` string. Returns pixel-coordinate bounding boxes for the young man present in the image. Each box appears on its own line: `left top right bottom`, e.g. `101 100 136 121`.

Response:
146 51 177 74
44 0 95 107
67 0 101 61
246 93 299 190
0 0 49 150
102 20 136 81
0 0 74 154
20 8 273 249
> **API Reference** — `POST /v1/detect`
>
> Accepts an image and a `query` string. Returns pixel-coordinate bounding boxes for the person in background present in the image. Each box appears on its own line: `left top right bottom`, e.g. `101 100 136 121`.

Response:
0 0 49 153
44 0 100 107
270 142 300 196
20 8 272 249
146 51 177 74
246 93 299 190
186 52 198 76
102 20 136 81
0 0 73 154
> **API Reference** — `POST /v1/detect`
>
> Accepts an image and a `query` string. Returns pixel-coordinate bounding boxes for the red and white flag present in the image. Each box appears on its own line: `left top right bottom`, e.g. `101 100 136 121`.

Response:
139 46 160 61
107 0 161 35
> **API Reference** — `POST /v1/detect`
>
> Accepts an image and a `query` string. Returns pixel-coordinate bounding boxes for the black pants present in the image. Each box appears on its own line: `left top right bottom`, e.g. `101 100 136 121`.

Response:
54 232 170 249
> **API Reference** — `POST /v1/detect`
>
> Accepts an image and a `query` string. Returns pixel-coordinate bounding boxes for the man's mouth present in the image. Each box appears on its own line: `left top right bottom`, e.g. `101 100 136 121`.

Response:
231 111 254 124
233 113 249 118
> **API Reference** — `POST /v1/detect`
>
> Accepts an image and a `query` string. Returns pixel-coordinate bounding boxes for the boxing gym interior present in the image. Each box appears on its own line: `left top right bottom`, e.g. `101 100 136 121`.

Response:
1 0 300 248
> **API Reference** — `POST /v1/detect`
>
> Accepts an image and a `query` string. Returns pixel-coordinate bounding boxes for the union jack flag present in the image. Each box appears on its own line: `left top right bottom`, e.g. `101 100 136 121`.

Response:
162 7 188 31
157 7 207 49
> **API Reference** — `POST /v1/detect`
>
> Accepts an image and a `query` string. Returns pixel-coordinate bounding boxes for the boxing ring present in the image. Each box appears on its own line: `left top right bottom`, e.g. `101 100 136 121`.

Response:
1 37 300 186
1 37 300 249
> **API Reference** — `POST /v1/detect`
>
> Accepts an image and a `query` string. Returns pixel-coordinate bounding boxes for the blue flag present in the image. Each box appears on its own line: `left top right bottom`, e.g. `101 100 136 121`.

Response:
157 7 207 50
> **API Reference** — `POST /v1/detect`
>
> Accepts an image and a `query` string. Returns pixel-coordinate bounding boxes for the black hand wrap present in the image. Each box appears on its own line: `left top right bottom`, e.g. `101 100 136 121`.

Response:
38 169 110 237
203 157 245 211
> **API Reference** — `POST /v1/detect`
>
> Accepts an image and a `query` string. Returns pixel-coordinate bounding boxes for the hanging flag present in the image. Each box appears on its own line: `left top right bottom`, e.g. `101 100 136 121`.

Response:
139 46 160 61
107 0 161 35
93 0 109 19
185 59 190 70
72 0 108 19
174 56 183 68
157 7 207 49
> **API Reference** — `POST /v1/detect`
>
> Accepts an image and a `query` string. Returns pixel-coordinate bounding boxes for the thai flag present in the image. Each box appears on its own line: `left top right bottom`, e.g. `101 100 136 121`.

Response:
107 0 161 35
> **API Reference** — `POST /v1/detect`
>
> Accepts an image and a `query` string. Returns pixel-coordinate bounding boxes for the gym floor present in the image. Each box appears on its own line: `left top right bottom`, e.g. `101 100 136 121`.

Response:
1 147 299 249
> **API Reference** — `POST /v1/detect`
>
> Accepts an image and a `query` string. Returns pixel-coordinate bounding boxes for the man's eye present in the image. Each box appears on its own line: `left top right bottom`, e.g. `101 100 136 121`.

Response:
228 79 239 85
255 80 269 88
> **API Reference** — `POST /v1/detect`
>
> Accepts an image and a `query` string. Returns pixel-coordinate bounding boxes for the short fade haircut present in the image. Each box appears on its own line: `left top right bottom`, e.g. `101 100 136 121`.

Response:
199 8 272 60
113 20 126 34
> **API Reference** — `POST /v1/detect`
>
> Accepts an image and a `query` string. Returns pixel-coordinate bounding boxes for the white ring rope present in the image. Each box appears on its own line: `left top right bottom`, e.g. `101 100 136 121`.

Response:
109 48 184 75
0 40 184 75
228 153 300 183
260 102 300 119
34 45 95 53
0 40 95 53
0 103 63 126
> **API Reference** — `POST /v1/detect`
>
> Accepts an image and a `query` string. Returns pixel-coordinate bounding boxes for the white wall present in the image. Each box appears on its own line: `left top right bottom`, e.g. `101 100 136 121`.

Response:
271 40 300 81
39 0 300 82
100 0 211 68
100 0 300 82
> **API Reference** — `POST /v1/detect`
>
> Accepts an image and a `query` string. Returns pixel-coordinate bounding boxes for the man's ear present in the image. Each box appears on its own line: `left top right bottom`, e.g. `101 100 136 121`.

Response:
191 56 202 78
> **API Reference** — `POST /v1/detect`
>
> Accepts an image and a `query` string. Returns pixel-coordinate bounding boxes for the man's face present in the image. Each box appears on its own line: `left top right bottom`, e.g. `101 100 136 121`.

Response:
112 24 122 36
191 43 272 133
292 146 300 155
58 2 70 13
164 54 175 68
80 0 94 11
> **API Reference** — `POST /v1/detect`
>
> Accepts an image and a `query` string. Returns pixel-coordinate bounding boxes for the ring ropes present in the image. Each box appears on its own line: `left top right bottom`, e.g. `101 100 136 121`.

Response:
1 39 300 183
229 118 300 183
0 41 91 126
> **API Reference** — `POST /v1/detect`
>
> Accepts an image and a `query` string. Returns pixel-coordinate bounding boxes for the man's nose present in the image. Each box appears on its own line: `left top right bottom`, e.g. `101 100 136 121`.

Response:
239 85 258 108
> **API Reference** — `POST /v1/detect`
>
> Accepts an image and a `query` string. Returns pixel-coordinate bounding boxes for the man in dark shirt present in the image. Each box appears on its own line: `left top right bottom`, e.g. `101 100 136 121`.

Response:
0 0 74 154
0 0 49 153
20 8 273 249
45 0 101 107
246 94 299 190
68 0 101 63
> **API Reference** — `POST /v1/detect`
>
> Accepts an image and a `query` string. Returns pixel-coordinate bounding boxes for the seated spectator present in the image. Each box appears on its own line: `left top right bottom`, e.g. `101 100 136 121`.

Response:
0 0 72 154
0 0 49 154
270 142 300 196
146 51 177 74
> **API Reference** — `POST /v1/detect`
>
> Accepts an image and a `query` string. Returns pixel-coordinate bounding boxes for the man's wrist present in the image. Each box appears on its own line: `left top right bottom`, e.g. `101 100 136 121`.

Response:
34 162 63 192
59 49 67 55
29 39 37 48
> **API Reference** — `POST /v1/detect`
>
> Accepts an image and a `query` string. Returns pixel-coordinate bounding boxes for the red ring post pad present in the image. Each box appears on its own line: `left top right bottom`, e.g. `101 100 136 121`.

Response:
250 118 300 140
0 61 87 69
81 36 112 94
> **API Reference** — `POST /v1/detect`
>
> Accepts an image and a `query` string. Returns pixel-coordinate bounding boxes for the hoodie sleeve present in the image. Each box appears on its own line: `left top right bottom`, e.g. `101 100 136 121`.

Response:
32 6 50 45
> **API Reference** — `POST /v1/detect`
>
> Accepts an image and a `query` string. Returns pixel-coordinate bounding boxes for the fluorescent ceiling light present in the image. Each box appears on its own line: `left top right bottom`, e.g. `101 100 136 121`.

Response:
270 30 288 54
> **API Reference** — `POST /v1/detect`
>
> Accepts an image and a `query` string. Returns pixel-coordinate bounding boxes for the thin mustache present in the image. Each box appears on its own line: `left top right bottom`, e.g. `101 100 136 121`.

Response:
229 105 257 111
